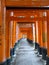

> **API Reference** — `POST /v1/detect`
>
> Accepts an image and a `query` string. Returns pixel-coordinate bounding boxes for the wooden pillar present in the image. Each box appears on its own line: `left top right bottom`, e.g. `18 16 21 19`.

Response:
30 27 33 41
46 10 49 65
12 21 16 48
35 21 38 43
42 20 47 60
0 0 7 65
6 20 11 65
35 21 39 49
12 21 16 55
9 21 13 57
38 21 43 47
18 32 22 40
38 20 43 55
42 21 47 48
39 11 47 60
35 20 43 55
9 21 13 49
32 24 35 43
6 11 11 65
16 23 19 42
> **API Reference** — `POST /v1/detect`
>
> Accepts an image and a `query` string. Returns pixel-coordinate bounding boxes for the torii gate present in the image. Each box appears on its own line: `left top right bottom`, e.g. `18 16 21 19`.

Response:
0 0 49 65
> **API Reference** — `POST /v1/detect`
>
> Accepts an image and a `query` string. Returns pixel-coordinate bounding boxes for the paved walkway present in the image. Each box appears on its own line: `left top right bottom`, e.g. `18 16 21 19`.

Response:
12 38 45 65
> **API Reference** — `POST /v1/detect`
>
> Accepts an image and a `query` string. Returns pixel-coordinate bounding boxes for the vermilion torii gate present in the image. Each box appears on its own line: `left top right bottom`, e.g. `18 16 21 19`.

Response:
0 0 49 65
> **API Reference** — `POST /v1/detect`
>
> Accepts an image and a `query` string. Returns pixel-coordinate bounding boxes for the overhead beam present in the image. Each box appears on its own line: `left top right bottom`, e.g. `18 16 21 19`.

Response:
5 0 49 7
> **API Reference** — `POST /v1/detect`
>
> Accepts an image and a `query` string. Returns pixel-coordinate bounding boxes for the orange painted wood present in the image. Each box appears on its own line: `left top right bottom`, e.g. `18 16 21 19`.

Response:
47 10 49 56
35 10 48 49
6 9 48 48
5 17 10 59
0 0 3 62
38 20 43 47
0 0 6 62
16 23 20 42
6 0 49 7
42 12 47 48
6 9 38 23
5 9 11 60
19 27 33 40
0 0 49 62
18 32 22 40
35 21 39 43
12 21 16 48
6 8 48 55
32 24 35 43
42 21 47 48
35 10 41 44
9 21 13 49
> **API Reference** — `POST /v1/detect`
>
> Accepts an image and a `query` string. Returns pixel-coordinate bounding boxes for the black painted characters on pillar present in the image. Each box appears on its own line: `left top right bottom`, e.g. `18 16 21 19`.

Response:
42 32 47 43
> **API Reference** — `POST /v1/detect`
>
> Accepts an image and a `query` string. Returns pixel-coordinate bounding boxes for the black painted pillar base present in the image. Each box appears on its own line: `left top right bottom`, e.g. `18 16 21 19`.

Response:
38 46 42 55
27 38 33 44
46 56 49 65
42 48 47 60
35 43 38 49
18 39 21 43
10 43 18 57
0 60 7 65
10 48 13 56
7 58 11 65
14 43 18 50
12 48 15 56
14 43 17 47
10 48 14 56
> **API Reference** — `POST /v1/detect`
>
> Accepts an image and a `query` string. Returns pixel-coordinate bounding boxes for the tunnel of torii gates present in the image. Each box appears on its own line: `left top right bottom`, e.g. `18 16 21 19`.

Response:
1 1 49 65
0 9 49 65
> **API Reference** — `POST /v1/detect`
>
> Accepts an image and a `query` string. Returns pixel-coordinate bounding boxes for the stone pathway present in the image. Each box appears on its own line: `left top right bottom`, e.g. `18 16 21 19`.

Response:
12 38 45 65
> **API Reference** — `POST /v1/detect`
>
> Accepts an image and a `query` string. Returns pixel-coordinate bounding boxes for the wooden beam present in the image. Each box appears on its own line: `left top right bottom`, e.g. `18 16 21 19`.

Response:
5 0 49 7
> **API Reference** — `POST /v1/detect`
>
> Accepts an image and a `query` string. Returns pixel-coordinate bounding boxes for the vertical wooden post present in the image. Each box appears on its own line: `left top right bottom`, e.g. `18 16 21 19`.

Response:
30 27 33 41
46 10 49 65
32 24 35 44
6 11 11 65
9 21 13 57
12 21 16 55
42 21 47 48
0 0 7 65
12 21 16 48
18 32 22 40
16 23 19 42
35 20 43 55
9 21 13 49
35 21 39 49
38 20 43 55
42 20 47 60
